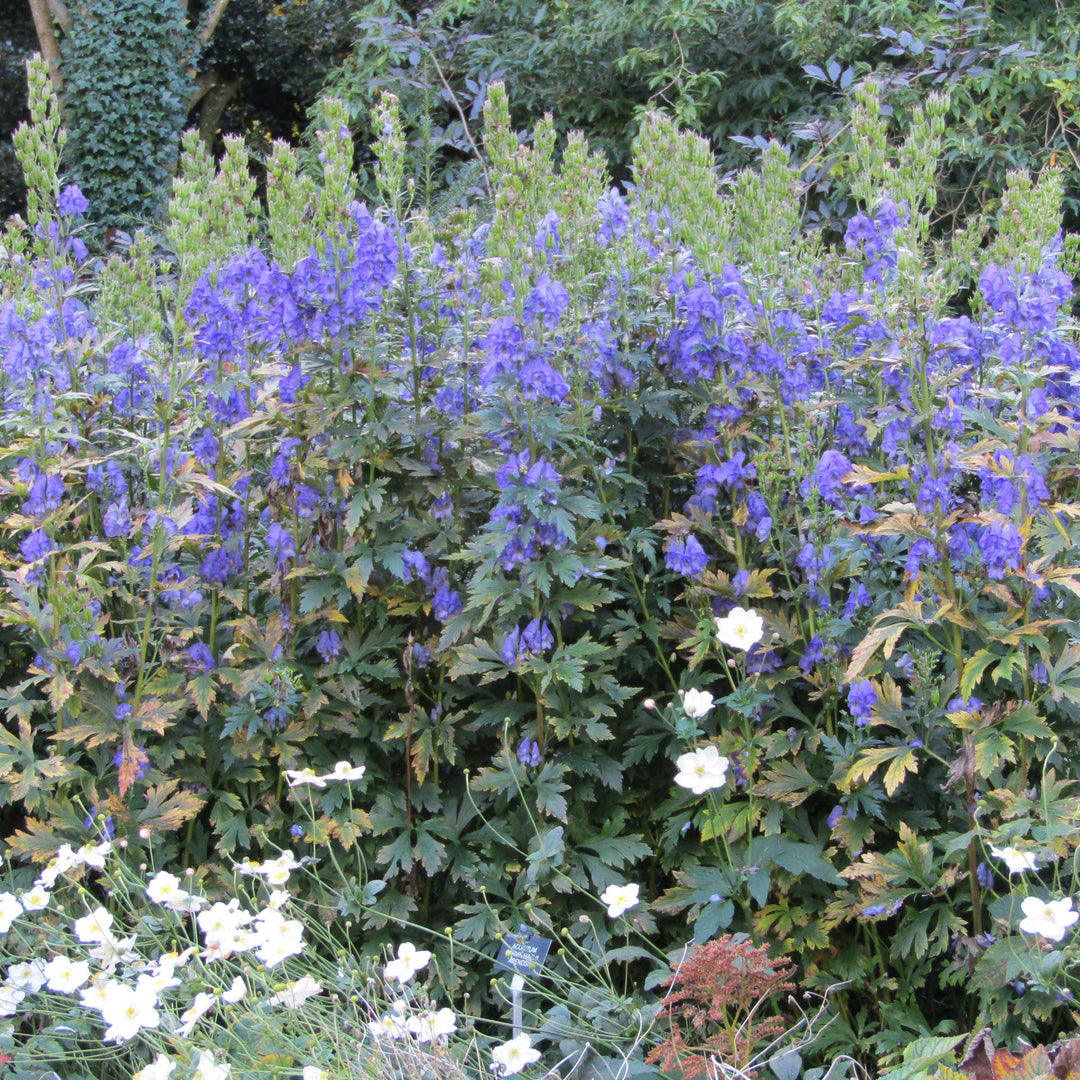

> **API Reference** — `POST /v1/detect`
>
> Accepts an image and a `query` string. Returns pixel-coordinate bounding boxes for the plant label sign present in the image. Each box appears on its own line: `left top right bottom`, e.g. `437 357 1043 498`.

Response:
494 926 552 976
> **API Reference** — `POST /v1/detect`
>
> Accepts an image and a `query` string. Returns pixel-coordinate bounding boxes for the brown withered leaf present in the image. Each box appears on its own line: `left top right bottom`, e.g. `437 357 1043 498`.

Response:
136 781 204 833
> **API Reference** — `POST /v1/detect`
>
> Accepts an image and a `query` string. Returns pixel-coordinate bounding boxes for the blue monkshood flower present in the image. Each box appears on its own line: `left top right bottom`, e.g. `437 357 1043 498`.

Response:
732 569 750 596
909 738 924 748
947 696 982 715
979 520 1023 579
432 584 461 622
315 630 343 664
266 522 296 570
802 450 855 509
523 274 570 329
400 549 431 585
502 627 523 666
841 584 870 620
715 451 757 490
517 737 543 767
290 824 304 839
665 535 708 578
200 544 244 585
744 492 772 541
192 429 220 468
20 529 55 580
905 539 936 577
103 501 131 538
596 189 631 246
23 473 65 518
827 805 844 830
847 681 877 726
112 744 148 781
916 475 952 515
187 643 215 672
976 862 993 889
264 707 288 730
861 901 896 918
431 494 454 520
979 262 1072 332
65 643 82 664
412 643 430 668
296 485 320 518
1032 661 1049 685
521 619 554 654
729 750 748 788
115 703 133 721
799 636 826 674
57 184 89 217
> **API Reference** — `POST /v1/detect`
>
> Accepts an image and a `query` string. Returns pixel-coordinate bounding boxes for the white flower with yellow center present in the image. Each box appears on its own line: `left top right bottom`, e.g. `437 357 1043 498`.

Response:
100 982 160 1043
990 844 1038 875
1019 896 1079 942
383 941 431 985
714 607 765 651
492 1034 542 1076
42 955 90 994
599 882 640 919
674 746 730 795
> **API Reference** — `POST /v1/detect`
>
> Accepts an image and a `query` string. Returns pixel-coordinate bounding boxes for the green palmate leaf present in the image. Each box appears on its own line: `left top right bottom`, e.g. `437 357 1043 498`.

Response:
845 602 925 682
842 744 919 797
876 1033 966 1080
753 835 843 886
756 759 819 806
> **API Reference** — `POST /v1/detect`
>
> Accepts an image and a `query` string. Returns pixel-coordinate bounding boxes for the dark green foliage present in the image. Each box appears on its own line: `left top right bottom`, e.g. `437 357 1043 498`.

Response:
61 0 195 225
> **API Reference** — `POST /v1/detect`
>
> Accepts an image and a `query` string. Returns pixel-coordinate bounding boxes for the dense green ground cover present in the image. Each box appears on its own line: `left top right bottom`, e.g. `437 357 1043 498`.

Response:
1 58 1080 1080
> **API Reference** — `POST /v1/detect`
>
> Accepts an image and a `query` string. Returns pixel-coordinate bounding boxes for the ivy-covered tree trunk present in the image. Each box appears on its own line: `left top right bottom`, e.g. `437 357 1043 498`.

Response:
25 0 232 225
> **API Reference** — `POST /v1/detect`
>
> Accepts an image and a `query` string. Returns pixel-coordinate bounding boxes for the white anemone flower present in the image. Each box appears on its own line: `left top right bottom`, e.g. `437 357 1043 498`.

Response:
674 746 730 795
714 607 765 650
285 768 327 788
1019 896 1079 942
145 871 184 904
0 893 23 933
599 882 640 918
368 1013 407 1040
990 844 1038 875
321 761 366 782
100 982 160 1043
680 689 715 719
177 992 217 1037
194 1050 231 1080
406 1007 457 1042
492 1034 542 1076
19 884 50 911
133 1053 176 1080
6 960 47 992
0 985 25 1017
267 976 323 1009
42 955 91 993
73 907 114 944
383 941 431 984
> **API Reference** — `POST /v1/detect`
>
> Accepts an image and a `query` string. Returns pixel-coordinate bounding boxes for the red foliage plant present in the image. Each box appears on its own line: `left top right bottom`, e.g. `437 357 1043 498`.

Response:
646 934 796 1079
